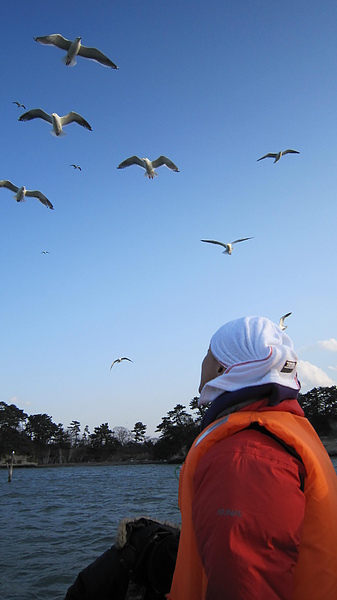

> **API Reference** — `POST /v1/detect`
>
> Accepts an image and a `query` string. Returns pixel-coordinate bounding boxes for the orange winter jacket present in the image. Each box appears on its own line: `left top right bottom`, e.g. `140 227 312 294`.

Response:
169 407 337 600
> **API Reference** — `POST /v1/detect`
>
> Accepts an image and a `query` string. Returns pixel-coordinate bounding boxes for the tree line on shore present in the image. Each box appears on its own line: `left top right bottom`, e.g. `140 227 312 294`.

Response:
1 386 337 465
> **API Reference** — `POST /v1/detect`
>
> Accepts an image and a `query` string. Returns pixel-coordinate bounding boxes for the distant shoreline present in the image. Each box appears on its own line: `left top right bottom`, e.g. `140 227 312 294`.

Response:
1 437 337 469
0 459 176 469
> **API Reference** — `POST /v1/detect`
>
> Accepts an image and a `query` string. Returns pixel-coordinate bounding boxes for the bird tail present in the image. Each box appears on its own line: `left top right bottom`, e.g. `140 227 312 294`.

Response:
144 170 158 178
51 129 66 137
62 55 77 67
14 194 25 203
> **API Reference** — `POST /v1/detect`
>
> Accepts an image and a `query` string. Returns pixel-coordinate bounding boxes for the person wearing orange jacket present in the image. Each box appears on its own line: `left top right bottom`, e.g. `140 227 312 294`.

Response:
169 316 337 600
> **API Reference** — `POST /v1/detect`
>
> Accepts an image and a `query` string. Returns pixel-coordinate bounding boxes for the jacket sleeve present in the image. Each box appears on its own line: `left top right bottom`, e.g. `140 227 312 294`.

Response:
192 429 306 600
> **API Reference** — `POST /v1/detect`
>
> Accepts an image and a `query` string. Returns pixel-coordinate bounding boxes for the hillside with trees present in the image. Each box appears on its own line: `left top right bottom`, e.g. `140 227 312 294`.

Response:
1 387 337 466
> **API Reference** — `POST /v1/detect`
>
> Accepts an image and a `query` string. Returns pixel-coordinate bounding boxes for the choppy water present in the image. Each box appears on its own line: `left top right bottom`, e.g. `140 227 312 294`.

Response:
0 464 181 600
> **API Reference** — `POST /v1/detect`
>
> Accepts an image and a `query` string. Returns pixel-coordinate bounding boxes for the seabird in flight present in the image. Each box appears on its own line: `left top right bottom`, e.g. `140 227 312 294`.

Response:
0 180 54 209
13 101 26 109
279 312 292 331
34 34 118 69
19 109 92 136
257 150 299 163
117 156 179 179
201 237 253 255
110 357 133 369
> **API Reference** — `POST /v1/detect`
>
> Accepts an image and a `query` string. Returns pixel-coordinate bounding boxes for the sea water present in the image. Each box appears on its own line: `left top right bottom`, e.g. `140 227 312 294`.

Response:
1 458 337 600
0 464 181 600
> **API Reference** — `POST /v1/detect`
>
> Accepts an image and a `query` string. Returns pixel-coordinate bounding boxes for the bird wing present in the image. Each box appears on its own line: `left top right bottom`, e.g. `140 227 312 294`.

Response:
279 312 292 326
0 180 19 193
151 156 179 171
18 108 52 123
231 237 253 245
25 190 54 210
257 153 277 161
282 149 300 155
121 357 133 362
200 239 228 249
34 34 72 50
110 360 119 369
117 156 145 169
78 44 118 69
60 112 92 130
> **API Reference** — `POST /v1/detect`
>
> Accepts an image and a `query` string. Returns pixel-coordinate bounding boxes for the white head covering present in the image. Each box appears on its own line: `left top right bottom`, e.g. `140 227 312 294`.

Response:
199 316 300 405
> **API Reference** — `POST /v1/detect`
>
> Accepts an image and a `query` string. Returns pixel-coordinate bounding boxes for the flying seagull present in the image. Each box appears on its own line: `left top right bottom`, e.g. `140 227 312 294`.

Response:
201 237 253 255
0 180 54 209
13 101 26 109
279 312 292 331
34 34 118 69
70 164 82 170
117 156 179 179
19 109 92 136
110 357 133 369
257 150 299 163
41 251 50 254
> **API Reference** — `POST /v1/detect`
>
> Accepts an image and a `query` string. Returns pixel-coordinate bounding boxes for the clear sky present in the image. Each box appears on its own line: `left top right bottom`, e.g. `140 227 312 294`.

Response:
2 0 337 437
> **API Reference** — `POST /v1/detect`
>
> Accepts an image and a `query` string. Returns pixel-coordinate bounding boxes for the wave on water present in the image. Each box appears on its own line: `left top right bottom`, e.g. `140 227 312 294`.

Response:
0 464 181 600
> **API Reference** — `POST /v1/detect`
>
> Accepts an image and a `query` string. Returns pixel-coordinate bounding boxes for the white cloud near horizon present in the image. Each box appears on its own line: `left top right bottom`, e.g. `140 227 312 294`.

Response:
8 396 31 407
318 338 337 352
297 360 335 392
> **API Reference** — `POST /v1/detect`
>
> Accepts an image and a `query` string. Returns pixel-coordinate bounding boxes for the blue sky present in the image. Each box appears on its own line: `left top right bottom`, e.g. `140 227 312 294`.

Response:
2 0 337 437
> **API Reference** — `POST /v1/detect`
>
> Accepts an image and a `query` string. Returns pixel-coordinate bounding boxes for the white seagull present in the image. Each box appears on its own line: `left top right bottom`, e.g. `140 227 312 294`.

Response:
13 101 26 109
201 237 253 255
41 251 50 254
110 357 133 370
117 156 179 179
257 149 299 163
279 312 292 331
70 164 82 171
0 180 54 209
19 109 92 136
34 34 118 69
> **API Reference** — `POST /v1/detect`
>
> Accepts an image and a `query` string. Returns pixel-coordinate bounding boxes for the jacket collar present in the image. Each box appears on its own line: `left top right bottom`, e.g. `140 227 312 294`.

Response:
201 383 300 430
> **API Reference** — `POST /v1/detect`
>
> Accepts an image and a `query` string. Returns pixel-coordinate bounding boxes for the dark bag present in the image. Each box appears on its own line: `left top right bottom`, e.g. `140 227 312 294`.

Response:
64 517 180 600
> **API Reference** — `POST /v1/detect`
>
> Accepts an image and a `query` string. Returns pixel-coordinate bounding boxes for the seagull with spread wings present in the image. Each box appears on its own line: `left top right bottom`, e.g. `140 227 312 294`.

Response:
0 180 53 209
257 149 299 163
13 101 26 109
70 164 82 171
201 237 253 255
279 312 292 331
110 357 133 370
19 109 92 136
34 34 118 69
117 156 179 179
